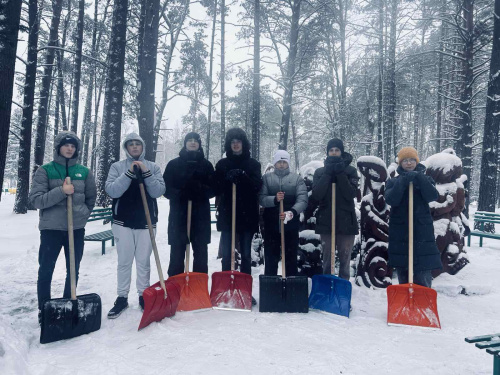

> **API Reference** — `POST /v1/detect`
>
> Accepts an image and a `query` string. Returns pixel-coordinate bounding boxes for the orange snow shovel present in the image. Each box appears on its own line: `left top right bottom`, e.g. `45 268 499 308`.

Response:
387 182 441 329
168 200 212 312
210 184 253 311
137 168 180 330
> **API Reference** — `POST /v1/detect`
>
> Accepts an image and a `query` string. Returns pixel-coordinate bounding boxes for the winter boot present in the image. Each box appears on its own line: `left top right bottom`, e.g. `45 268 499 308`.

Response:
251 296 257 306
107 297 128 319
139 295 144 311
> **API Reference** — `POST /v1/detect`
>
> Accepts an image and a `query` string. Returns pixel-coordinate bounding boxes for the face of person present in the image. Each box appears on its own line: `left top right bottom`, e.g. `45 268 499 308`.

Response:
231 139 242 154
401 158 417 171
275 160 289 170
186 138 200 151
127 140 143 159
60 143 76 159
328 147 341 157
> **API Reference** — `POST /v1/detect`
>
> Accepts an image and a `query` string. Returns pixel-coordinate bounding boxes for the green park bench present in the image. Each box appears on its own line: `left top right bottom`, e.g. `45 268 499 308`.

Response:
468 211 500 247
465 333 500 374
84 207 114 255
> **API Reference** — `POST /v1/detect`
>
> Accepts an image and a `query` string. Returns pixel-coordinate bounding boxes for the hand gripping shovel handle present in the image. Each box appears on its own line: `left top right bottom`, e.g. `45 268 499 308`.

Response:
135 167 167 298
280 200 286 278
331 183 336 276
408 182 414 284
231 184 236 271
66 177 77 300
185 199 193 272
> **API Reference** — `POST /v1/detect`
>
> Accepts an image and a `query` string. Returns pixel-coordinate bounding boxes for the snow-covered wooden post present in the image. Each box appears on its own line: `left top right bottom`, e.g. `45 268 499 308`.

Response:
424 149 470 276
355 156 392 288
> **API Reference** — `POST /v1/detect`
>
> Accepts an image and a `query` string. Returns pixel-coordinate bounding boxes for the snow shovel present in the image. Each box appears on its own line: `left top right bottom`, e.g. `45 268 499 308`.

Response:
168 200 212 312
40 177 102 344
210 184 253 311
387 182 441 329
309 183 352 317
259 198 308 313
136 167 180 330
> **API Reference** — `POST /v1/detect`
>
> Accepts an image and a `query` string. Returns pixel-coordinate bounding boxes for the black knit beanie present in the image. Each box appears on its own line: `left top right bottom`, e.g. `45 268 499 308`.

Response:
58 136 79 157
184 132 202 148
326 138 344 154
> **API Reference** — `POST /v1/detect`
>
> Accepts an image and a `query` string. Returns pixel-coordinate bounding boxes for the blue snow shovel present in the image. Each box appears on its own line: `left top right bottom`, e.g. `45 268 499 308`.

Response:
309 182 352 317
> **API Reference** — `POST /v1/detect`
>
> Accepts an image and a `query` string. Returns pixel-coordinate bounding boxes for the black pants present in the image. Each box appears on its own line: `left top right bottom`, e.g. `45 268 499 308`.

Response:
168 241 208 277
220 230 253 275
396 268 432 288
264 230 299 277
37 229 85 311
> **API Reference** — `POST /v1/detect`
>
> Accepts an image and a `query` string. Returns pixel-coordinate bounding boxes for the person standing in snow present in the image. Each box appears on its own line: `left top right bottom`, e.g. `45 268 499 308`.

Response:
29 131 97 323
163 132 215 276
214 128 262 304
311 138 359 279
105 133 165 318
385 147 442 287
259 150 308 276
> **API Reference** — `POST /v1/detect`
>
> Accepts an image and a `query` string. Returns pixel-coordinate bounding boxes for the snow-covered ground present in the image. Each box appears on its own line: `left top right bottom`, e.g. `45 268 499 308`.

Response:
0 194 498 375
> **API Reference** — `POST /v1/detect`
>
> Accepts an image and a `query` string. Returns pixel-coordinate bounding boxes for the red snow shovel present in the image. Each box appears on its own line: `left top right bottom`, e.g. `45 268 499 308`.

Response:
136 168 180 330
309 183 352 317
168 200 212 312
210 184 253 311
387 182 441 329
40 177 101 344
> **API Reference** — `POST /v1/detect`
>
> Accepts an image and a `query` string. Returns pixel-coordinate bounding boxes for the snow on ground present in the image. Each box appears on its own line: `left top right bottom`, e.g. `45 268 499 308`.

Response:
0 194 499 375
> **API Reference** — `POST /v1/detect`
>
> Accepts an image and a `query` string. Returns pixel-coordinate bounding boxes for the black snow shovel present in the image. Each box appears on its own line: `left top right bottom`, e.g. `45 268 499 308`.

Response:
259 199 309 313
40 177 102 344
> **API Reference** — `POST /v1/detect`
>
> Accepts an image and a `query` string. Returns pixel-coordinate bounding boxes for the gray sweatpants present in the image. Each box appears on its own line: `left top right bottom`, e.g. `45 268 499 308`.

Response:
112 225 154 297
320 234 355 280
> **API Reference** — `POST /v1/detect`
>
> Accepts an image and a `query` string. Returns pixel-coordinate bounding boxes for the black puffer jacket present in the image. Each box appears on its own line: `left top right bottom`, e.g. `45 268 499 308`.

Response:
385 164 442 272
214 129 262 233
311 152 359 235
163 147 215 245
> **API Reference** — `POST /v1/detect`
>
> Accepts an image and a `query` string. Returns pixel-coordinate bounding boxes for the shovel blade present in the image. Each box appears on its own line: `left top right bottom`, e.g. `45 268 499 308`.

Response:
309 274 352 317
259 275 308 313
168 272 212 312
387 283 441 329
40 293 102 344
210 271 253 311
138 280 181 330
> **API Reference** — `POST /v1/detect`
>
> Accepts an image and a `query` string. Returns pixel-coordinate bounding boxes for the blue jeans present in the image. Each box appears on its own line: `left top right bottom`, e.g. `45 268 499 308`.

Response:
220 230 253 274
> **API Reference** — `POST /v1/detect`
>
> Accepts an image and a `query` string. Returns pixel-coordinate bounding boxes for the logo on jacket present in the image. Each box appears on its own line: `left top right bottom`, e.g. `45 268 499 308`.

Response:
75 173 82 177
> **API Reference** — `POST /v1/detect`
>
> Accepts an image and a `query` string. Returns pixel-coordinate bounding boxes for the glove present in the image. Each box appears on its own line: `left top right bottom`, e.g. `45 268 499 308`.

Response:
226 169 246 184
283 211 294 224
325 156 344 175
185 180 202 199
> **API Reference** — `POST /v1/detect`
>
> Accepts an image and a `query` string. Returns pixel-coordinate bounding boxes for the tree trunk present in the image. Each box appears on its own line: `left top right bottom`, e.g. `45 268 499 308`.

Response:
70 0 85 134
14 0 39 213
385 0 397 164
291 114 299 171
220 0 226 156
96 0 129 207
206 0 218 160
477 0 500 232
278 0 301 150
251 0 260 160
32 0 64 177
137 0 160 161
435 0 446 154
376 0 384 159
56 47 68 131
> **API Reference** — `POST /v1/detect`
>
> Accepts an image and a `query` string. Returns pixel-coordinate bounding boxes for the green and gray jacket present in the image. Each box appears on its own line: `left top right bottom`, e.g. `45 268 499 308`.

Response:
29 131 97 231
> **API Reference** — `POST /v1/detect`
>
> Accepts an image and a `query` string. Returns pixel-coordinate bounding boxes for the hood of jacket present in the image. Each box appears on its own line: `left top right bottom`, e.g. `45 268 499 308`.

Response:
324 151 353 168
123 132 146 161
53 131 81 167
224 127 251 158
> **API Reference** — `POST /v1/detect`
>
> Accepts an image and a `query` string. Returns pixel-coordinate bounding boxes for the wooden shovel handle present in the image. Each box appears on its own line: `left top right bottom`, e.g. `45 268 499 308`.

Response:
409 182 414 284
66 177 77 301
331 183 336 276
138 181 167 297
231 184 236 271
280 200 286 278
185 200 193 273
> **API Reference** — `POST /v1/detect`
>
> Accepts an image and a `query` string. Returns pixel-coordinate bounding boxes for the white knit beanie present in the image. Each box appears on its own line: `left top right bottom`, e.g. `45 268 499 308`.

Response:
272 150 290 166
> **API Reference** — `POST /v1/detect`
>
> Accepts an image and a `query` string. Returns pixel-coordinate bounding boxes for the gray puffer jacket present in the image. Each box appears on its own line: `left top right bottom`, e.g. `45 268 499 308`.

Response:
29 131 97 231
259 168 308 233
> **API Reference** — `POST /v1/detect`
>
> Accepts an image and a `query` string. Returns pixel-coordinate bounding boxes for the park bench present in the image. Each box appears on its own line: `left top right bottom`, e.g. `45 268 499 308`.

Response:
467 211 500 247
465 333 500 375
84 207 114 255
